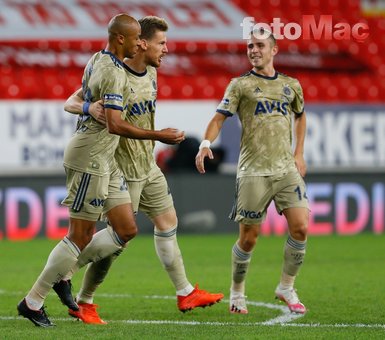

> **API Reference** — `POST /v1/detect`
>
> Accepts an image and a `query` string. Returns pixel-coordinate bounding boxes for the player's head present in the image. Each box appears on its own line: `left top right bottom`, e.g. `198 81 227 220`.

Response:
108 13 141 59
246 27 278 71
138 16 169 68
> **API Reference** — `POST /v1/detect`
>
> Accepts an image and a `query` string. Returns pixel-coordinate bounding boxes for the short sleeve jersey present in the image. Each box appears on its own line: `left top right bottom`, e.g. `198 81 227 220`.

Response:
114 66 157 181
217 70 304 177
63 50 131 176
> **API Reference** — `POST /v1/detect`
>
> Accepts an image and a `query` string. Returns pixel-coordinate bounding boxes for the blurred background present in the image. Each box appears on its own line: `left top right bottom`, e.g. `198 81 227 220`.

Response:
0 0 384 239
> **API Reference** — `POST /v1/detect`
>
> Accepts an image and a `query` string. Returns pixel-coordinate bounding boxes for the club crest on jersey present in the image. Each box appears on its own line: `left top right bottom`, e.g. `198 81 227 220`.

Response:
283 85 291 96
254 100 289 115
254 87 263 93
222 98 230 106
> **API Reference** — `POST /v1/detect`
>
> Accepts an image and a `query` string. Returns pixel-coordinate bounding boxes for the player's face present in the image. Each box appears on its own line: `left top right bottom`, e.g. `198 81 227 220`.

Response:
247 37 277 71
144 30 168 68
123 23 141 59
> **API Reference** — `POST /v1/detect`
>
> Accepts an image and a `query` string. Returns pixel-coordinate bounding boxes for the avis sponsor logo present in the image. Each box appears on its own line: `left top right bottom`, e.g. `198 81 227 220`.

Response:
240 209 262 219
129 100 156 115
255 100 289 115
89 198 105 207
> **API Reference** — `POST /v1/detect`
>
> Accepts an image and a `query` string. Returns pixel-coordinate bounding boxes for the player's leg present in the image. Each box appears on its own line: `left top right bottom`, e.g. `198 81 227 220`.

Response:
229 223 259 314
18 169 103 327
63 169 135 279
152 208 191 293
18 218 95 327
72 173 141 308
142 167 224 312
229 176 270 314
69 204 136 325
151 208 224 312
68 169 136 324
274 170 309 313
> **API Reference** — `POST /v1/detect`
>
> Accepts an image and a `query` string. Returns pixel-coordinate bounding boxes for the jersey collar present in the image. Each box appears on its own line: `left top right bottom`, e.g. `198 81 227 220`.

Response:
101 50 126 68
250 70 278 80
124 65 148 77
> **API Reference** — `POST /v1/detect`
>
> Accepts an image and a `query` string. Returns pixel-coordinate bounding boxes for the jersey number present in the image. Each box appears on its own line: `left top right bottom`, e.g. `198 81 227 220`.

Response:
294 186 307 200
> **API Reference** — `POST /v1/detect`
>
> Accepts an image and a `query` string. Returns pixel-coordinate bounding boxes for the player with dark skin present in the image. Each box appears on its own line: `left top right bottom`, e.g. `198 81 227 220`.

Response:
56 16 223 324
17 14 184 328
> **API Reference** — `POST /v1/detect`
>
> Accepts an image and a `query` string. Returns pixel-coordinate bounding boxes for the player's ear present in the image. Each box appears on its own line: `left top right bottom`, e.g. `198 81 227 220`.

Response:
271 43 278 56
140 39 148 50
116 33 125 45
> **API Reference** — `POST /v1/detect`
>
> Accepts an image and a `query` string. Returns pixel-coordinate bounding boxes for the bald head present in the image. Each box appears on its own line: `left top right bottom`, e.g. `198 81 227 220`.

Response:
108 13 139 40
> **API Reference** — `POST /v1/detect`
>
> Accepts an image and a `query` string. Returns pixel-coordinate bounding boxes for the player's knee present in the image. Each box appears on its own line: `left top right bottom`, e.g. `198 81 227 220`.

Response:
67 233 93 251
67 228 94 250
117 223 138 243
239 237 257 252
290 221 308 241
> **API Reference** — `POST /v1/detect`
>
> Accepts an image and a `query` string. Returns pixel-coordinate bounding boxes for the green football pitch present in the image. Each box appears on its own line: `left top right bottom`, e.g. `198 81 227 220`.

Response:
1 233 384 339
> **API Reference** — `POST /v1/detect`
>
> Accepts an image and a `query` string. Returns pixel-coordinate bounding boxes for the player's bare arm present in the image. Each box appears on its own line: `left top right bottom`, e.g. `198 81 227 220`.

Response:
106 109 185 144
195 112 227 174
293 111 307 177
64 88 106 125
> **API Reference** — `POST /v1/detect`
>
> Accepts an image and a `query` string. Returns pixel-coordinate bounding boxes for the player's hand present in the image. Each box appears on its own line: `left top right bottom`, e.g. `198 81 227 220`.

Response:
158 128 185 144
195 148 213 174
89 100 106 125
294 154 307 177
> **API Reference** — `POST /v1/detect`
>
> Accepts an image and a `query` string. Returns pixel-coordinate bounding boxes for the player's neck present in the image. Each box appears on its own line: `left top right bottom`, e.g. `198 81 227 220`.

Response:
124 55 147 73
252 66 275 78
104 44 124 62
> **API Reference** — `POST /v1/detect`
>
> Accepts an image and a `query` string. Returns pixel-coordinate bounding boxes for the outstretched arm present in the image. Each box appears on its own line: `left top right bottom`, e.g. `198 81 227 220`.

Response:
65 88 184 145
106 108 185 144
293 111 307 177
195 112 227 174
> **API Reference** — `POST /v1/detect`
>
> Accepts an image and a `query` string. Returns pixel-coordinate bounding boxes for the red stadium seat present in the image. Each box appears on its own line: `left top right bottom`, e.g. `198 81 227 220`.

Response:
0 1 383 102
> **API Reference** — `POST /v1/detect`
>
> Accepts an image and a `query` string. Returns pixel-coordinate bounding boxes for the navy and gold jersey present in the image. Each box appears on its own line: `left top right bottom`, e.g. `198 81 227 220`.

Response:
64 50 131 176
217 70 304 177
115 65 158 181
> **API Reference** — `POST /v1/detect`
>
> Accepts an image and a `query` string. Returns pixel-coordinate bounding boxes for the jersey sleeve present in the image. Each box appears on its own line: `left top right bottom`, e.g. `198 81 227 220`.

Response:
100 67 126 111
216 79 241 117
291 80 305 115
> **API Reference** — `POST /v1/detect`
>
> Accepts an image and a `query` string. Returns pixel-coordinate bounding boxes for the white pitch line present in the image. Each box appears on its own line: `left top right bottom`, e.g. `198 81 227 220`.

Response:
89 293 303 325
1 316 385 329
2 290 385 329
1 290 300 324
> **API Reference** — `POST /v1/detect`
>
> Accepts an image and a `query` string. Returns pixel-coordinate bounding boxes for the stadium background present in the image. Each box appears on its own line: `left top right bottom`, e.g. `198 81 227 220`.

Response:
0 0 384 239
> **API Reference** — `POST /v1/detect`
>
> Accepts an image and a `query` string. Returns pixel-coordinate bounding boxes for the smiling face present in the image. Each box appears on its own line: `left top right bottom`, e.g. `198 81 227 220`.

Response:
247 35 278 72
143 30 168 68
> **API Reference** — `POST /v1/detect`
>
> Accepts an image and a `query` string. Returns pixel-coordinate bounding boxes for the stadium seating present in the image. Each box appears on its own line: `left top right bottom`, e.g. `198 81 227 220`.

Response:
0 0 383 102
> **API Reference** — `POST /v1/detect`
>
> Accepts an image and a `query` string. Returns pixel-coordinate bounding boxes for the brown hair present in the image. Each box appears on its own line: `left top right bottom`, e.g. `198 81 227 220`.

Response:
138 16 168 40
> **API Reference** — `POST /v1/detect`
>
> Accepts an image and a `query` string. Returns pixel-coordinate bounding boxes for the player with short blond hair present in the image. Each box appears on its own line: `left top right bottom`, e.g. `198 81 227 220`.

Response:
196 29 309 315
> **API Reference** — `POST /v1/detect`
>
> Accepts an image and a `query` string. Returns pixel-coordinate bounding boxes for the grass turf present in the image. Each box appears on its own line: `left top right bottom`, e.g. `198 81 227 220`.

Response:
1 233 384 339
